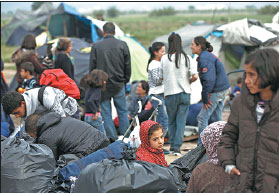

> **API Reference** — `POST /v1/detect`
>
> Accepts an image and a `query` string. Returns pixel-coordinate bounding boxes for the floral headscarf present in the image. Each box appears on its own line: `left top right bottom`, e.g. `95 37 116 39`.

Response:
200 121 226 165
136 120 167 167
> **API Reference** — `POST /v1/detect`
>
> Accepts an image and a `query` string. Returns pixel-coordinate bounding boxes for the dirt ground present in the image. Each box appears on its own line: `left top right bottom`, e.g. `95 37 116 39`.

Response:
2 62 230 165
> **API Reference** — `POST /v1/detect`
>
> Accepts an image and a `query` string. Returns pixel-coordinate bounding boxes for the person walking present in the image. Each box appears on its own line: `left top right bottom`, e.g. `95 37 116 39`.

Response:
89 22 131 142
161 33 198 155
147 42 168 138
190 36 230 145
218 48 279 192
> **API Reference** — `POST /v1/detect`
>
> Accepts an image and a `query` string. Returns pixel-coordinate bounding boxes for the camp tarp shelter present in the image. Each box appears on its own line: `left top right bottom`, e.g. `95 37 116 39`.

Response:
152 23 216 56
206 18 279 73
1 2 55 46
47 3 100 43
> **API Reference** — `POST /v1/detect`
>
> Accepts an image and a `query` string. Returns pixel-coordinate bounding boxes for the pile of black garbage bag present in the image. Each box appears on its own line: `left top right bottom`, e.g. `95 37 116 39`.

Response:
1 135 207 193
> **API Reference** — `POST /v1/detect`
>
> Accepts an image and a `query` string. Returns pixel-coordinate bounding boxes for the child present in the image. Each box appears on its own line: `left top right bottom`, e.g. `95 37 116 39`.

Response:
136 120 167 167
218 48 279 192
147 42 168 139
232 77 242 95
84 69 108 135
19 62 38 91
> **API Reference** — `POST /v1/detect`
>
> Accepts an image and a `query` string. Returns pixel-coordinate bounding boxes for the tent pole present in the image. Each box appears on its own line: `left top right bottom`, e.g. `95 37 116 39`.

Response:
63 15 68 37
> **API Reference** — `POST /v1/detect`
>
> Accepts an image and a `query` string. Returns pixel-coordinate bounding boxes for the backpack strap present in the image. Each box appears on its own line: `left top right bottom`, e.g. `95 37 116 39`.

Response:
38 85 47 106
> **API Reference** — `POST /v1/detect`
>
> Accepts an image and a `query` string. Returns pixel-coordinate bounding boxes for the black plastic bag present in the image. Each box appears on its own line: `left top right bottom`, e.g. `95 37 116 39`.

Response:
73 159 178 193
1 136 56 193
168 144 208 191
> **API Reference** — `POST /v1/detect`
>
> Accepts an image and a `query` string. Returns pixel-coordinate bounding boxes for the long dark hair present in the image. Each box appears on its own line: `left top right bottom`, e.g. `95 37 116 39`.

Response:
147 42 165 72
244 48 279 92
21 34 36 50
167 33 189 68
193 36 213 52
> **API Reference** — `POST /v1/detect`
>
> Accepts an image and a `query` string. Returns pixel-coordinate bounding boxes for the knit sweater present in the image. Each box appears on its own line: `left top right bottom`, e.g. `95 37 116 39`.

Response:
186 162 230 193
161 54 197 97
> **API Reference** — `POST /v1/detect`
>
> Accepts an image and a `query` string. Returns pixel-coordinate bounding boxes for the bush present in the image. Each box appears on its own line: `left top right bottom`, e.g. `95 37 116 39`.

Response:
258 5 279 15
149 7 176 17
107 6 119 18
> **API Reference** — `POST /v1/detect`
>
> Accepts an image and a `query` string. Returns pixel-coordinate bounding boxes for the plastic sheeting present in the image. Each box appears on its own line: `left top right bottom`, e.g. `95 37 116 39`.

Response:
73 159 178 193
1 137 56 193
168 144 208 192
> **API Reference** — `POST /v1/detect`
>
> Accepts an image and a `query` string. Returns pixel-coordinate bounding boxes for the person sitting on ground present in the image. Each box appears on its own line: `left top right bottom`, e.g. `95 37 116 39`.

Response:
186 121 230 193
25 111 110 160
19 62 38 91
2 86 78 120
84 69 108 135
128 80 158 123
136 120 167 167
233 77 242 95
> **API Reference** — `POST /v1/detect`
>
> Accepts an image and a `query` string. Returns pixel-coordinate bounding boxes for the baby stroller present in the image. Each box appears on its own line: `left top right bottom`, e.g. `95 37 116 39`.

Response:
122 96 162 148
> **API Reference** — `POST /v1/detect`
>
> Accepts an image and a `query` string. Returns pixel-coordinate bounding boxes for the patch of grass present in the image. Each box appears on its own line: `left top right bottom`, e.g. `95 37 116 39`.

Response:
108 13 274 48
1 42 17 63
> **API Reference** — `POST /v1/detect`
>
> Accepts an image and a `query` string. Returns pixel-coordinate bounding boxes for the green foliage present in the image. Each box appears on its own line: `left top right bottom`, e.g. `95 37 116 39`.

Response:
93 10 105 19
31 2 50 11
149 7 176 17
1 42 17 63
258 5 279 15
107 6 119 18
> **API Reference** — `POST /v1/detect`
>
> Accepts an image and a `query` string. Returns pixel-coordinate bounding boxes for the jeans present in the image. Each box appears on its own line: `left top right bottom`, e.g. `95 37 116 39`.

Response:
84 114 106 135
165 92 190 150
150 93 168 137
197 89 229 145
101 87 129 141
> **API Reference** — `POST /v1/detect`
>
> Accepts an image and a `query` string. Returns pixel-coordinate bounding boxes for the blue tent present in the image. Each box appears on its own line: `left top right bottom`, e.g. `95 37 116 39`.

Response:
48 3 101 43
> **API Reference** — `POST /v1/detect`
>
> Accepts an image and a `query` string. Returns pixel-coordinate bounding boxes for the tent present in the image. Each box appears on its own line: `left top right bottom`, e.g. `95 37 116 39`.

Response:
1 2 55 46
37 3 149 84
206 18 279 73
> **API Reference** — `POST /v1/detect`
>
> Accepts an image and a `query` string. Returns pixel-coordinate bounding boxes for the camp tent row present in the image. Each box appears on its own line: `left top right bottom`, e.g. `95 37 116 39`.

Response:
2 2 149 87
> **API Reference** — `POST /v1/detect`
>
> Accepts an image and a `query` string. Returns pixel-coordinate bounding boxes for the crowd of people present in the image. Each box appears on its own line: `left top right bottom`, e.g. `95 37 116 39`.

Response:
1 21 279 192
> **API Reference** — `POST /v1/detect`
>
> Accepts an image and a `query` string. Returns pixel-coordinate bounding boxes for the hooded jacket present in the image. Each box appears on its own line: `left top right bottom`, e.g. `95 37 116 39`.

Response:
22 86 77 119
217 81 279 192
136 120 167 167
36 112 109 159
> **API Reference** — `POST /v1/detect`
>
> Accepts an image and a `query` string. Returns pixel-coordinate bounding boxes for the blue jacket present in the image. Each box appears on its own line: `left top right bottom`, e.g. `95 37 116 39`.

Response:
197 51 230 104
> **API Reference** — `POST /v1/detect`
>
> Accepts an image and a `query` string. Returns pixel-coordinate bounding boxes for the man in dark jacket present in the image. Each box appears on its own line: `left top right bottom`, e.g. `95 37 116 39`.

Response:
89 22 131 141
25 111 110 160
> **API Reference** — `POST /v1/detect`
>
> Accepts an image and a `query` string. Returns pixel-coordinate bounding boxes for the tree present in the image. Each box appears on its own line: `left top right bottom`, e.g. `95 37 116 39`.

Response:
149 7 176 17
258 5 279 15
93 10 105 20
188 5 195 11
31 2 52 11
107 6 119 18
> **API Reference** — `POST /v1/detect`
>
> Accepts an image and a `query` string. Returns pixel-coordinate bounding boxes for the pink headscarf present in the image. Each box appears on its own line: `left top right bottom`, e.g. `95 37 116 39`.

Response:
200 121 226 165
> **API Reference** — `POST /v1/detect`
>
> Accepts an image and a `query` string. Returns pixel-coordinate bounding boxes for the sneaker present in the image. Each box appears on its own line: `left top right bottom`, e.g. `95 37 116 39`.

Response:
169 147 174 154
163 148 170 154
173 149 181 156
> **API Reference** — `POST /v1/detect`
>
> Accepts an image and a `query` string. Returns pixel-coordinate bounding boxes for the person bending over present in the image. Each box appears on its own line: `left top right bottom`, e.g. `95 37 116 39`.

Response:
25 111 109 160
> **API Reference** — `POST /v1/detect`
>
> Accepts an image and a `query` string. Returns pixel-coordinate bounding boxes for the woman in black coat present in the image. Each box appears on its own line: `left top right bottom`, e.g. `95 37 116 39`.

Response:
54 38 75 80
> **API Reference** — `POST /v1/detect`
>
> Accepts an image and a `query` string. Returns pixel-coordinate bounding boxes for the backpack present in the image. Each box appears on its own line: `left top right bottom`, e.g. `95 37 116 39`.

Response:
39 69 80 99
